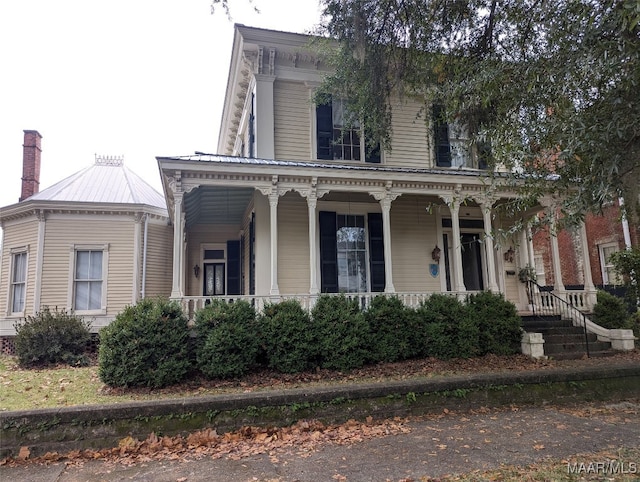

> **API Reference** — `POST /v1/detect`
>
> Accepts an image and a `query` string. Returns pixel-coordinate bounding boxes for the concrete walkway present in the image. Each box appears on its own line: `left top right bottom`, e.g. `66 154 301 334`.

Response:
2 400 639 481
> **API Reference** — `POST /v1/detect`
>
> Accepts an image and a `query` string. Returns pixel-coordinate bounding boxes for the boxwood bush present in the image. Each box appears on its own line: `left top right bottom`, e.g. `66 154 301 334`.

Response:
98 298 191 388
14 307 91 367
258 299 315 373
592 290 631 329
466 291 522 356
365 295 419 363
311 294 369 371
194 299 259 379
415 294 478 359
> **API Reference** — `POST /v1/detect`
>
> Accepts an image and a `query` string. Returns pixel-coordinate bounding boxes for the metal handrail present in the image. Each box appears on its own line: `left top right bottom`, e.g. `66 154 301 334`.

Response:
525 279 590 358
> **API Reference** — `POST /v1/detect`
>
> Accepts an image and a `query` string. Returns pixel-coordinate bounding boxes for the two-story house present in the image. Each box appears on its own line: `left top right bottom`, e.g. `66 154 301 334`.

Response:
156 25 549 316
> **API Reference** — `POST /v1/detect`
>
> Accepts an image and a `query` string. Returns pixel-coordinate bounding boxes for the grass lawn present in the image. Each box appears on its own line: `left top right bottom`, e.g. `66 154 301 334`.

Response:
2 350 640 412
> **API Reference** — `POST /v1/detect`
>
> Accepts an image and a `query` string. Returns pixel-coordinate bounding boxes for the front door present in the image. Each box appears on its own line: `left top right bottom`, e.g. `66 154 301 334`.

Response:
461 233 484 291
204 263 225 296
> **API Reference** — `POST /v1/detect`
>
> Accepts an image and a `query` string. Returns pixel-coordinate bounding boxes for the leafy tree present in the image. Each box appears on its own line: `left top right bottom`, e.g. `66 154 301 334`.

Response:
609 246 640 307
317 0 640 222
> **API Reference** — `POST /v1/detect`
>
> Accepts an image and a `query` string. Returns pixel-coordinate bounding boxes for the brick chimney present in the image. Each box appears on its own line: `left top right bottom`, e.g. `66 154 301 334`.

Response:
20 130 42 202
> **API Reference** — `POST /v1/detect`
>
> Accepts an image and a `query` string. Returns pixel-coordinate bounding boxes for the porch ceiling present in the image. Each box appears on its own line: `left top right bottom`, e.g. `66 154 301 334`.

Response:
184 186 253 227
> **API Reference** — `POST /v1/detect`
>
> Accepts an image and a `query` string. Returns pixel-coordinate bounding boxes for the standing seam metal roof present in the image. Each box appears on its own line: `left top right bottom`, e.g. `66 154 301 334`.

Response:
27 160 166 210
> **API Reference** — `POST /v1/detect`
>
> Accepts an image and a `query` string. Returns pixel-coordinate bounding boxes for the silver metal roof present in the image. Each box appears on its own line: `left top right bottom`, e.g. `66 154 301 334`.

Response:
28 157 166 210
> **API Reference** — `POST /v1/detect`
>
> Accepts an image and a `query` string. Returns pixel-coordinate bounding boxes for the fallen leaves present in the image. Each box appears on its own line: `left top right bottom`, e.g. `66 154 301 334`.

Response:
3 416 412 468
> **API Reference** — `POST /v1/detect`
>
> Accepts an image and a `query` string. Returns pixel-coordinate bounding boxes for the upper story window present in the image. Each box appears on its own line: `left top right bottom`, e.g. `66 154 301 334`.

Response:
316 98 381 163
70 245 108 313
433 104 489 169
10 250 27 314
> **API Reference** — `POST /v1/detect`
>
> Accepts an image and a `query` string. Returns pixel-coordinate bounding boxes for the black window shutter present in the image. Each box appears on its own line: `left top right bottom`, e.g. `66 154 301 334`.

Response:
368 212 385 292
226 240 241 295
319 211 338 293
433 104 451 167
365 142 381 163
317 102 333 160
249 213 255 295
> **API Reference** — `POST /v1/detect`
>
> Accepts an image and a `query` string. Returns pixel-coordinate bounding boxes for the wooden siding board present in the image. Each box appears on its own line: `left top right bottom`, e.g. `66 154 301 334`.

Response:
277 193 310 294
1 219 39 315
273 80 311 161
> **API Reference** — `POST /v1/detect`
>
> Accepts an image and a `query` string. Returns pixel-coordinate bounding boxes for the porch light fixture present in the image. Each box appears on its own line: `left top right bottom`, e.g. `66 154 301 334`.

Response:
504 246 515 263
431 245 441 263
193 264 200 278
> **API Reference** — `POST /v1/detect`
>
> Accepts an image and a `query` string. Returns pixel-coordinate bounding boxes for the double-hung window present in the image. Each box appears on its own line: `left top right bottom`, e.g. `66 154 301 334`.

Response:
10 250 27 314
599 243 620 285
72 247 106 312
316 98 381 163
433 104 489 169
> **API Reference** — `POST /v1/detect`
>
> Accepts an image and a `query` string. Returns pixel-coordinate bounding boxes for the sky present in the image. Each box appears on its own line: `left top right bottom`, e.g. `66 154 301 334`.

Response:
0 0 323 210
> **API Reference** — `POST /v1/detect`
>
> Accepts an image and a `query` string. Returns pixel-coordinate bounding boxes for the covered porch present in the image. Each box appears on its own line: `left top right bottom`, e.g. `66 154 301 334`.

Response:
158 154 595 318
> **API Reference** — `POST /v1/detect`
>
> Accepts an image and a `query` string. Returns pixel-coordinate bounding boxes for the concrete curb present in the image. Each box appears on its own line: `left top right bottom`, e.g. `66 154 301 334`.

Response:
2 362 639 458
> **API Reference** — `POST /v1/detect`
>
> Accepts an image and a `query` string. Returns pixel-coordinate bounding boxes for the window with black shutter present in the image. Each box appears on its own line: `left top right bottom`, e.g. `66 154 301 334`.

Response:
226 240 241 295
367 212 386 292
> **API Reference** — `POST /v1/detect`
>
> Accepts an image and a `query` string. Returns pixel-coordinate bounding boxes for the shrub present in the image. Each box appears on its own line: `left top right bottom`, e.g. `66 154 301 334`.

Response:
624 311 640 339
365 295 419 363
14 307 91 367
311 294 369 371
258 299 315 373
466 291 522 356
195 300 259 379
592 291 631 329
415 294 478 359
98 298 191 388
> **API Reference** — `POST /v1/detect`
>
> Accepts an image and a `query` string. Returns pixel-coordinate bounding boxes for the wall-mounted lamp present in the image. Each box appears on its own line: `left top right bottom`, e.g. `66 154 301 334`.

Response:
431 245 441 263
193 264 200 278
503 246 515 263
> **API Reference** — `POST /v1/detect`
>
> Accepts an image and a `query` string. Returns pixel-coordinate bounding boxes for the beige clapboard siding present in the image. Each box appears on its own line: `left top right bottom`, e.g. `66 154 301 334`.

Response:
1 218 39 315
143 223 173 299
389 196 441 293
277 193 310 294
39 217 135 315
274 80 312 161
186 224 242 296
386 98 431 169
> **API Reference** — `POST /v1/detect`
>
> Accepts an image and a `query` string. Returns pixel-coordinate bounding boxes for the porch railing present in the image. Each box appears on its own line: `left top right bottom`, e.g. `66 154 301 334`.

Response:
175 291 467 320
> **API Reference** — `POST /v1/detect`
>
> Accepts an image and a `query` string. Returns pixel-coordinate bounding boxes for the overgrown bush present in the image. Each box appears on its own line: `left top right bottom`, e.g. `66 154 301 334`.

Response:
365 295 419 363
592 290 631 329
624 311 640 338
98 298 191 388
195 299 259 379
14 307 91 367
415 294 478 359
258 299 315 373
311 295 369 371
467 291 522 356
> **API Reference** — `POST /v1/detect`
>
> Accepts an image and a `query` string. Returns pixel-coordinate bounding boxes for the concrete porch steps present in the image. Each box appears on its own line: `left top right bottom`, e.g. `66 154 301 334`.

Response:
520 314 615 360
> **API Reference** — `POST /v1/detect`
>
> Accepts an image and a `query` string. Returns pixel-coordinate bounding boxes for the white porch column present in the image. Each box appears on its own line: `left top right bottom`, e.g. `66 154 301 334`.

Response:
480 201 499 292
550 216 566 292
170 191 185 299
578 221 596 308
441 194 466 292
380 196 396 293
307 188 319 295
269 190 280 296
519 226 530 267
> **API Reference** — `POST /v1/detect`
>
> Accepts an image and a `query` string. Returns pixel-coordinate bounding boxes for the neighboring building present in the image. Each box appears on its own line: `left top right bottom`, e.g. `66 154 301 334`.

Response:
531 202 639 292
0 131 171 351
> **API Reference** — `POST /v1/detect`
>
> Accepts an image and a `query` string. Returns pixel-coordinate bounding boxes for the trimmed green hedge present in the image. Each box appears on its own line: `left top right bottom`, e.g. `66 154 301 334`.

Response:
311 294 369 370
98 298 191 388
14 307 91 367
195 299 259 379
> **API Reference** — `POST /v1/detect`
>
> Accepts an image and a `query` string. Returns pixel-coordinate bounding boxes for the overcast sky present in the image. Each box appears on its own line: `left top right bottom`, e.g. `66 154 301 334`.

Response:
0 0 323 210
